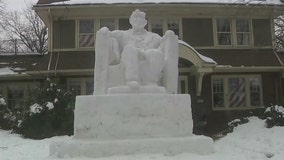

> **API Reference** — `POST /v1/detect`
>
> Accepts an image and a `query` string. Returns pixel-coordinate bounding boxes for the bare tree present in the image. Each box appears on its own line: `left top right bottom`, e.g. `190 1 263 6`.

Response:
275 16 284 50
0 7 48 55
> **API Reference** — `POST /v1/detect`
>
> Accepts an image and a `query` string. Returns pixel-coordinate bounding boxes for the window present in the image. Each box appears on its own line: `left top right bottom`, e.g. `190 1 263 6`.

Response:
149 18 180 37
236 19 250 45
67 78 94 95
85 80 94 95
215 18 251 46
249 77 261 106
212 78 224 108
7 86 24 110
216 18 232 45
68 80 81 96
100 19 115 31
0 87 3 97
228 77 245 108
178 76 189 94
79 20 95 48
151 19 163 36
119 18 131 30
167 19 180 37
212 75 262 110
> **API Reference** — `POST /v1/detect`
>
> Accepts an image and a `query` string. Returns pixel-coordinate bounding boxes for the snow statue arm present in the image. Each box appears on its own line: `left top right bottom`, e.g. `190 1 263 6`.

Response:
94 27 112 95
161 30 179 94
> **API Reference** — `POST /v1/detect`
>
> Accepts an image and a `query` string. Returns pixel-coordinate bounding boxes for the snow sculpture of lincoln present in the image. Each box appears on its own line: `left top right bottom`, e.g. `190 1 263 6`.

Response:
94 9 179 94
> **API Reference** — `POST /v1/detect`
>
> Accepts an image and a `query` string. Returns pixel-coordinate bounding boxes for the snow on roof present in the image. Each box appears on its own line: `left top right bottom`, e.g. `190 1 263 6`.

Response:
46 0 284 6
179 40 217 65
0 67 17 76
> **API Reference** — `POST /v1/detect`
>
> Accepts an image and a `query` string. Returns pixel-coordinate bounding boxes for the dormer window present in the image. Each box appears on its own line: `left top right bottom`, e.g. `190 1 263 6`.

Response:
236 19 251 45
216 18 232 45
215 18 252 47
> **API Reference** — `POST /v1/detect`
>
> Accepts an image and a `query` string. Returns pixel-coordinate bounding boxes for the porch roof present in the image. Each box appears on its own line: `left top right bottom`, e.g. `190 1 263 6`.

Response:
0 54 49 73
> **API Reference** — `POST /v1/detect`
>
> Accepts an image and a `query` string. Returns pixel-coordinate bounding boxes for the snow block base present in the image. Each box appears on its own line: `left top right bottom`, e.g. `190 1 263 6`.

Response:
50 94 214 158
50 136 214 158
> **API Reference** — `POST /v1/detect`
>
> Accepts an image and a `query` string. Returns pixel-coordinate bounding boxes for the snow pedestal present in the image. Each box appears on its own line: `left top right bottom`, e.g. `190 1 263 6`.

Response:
50 94 214 158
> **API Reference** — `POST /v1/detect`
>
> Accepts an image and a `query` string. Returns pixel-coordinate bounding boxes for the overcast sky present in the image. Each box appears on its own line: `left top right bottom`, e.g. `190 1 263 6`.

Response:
3 0 38 11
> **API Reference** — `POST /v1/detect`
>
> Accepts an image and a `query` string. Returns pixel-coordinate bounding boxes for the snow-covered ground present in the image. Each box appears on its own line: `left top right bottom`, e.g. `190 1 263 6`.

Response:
1 117 284 160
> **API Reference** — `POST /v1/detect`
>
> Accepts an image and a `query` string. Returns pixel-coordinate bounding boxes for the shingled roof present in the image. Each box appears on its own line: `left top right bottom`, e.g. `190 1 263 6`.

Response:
37 0 67 4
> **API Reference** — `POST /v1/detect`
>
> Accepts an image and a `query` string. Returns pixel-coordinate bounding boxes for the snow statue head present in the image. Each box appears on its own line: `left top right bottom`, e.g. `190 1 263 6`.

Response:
129 9 147 30
94 9 179 95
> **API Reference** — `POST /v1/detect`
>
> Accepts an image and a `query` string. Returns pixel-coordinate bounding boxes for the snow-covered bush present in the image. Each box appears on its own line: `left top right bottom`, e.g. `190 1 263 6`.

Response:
15 78 75 139
227 117 249 133
0 97 6 106
263 105 284 128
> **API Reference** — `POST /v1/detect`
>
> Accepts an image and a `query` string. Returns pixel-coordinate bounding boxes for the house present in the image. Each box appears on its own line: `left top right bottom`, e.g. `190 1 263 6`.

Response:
1 0 284 135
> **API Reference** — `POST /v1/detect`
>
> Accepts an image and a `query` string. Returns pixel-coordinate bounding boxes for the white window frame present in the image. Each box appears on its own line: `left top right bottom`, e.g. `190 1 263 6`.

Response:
213 18 253 47
67 78 94 95
211 75 263 110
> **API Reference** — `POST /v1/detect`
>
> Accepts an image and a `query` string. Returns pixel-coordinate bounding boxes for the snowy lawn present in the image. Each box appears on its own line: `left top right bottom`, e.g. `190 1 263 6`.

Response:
1 117 284 160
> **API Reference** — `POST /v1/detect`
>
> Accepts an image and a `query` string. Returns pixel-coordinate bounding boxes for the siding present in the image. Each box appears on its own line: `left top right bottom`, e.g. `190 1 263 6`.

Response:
182 18 214 47
53 20 76 49
252 19 272 47
119 18 131 30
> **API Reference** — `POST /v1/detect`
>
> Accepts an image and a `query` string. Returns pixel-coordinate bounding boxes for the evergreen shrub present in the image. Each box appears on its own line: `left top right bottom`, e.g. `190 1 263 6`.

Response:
15 78 76 139
262 105 284 128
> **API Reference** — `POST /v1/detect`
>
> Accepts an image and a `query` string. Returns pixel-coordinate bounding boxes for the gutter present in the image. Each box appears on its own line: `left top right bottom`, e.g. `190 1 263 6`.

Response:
213 66 284 73
26 69 94 76
33 2 284 10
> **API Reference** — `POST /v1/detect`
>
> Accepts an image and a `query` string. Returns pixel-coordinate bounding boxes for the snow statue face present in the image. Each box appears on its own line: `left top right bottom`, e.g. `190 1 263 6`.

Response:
129 9 147 30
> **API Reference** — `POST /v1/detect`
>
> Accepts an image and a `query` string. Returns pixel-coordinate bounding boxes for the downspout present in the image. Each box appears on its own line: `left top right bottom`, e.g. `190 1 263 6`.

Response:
54 18 62 77
47 8 53 72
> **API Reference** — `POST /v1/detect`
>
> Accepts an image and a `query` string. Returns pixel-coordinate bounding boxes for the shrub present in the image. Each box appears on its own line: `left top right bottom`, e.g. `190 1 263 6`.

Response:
227 117 249 133
263 105 284 128
15 78 76 139
0 98 16 130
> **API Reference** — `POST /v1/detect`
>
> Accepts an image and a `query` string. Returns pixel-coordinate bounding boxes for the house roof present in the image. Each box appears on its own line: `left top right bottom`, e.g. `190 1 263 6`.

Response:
36 0 284 6
0 54 50 77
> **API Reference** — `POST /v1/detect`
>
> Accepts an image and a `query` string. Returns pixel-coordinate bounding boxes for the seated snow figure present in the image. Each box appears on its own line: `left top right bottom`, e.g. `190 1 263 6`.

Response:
94 9 179 94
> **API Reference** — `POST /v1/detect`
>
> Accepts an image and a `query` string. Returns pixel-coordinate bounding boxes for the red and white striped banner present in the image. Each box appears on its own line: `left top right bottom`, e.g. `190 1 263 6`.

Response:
229 78 245 107
79 35 94 47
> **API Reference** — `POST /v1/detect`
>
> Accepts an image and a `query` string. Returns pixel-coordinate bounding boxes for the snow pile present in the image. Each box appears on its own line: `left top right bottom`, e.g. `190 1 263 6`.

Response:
46 0 284 5
0 67 16 76
215 117 284 160
1 117 284 160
